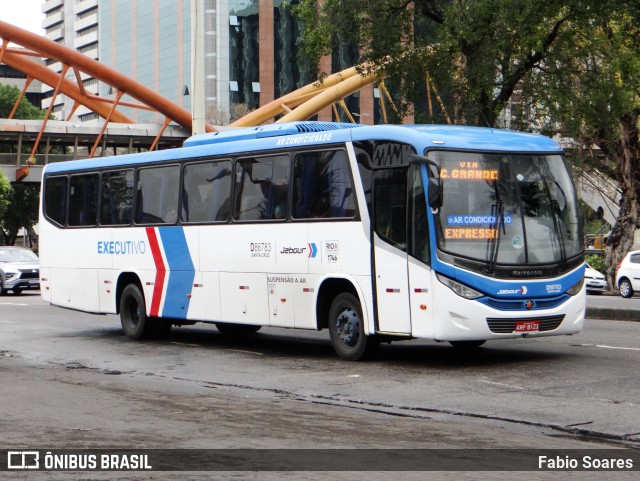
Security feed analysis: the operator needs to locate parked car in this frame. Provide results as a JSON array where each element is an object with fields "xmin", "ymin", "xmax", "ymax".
[
  {"xmin": 615, "ymin": 250, "xmax": 640, "ymax": 298},
  {"xmin": 0, "ymin": 246, "xmax": 40, "ymax": 295},
  {"xmin": 585, "ymin": 263, "xmax": 607, "ymax": 294}
]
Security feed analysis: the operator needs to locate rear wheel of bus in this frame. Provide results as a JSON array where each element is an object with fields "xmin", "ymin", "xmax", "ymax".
[
  {"xmin": 328, "ymin": 292, "xmax": 378, "ymax": 361},
  {"xmin": 120, "ymin": 284, "xmax": 172, "ymax": 340}
]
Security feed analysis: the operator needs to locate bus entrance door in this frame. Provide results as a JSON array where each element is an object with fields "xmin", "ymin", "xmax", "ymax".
[{"xmin": 373, "ymin": 236, "xmax": 411, "ymax": 334}]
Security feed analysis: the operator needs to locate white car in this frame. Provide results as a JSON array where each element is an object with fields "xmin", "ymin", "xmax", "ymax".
[
  {"xmin": 585, "ymin": 263, "xmax": 607, "ymax": 294},
  {"xmin": 0, "ymin": 246, "xmax": 40, "ymax": 295},
  {"xmin": 615, "ymin": 250, "xmax": 640, "ymax": 298}
]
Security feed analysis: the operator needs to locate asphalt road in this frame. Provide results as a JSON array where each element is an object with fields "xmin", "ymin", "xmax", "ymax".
[{"xmin": 2, "ymin": 292, "xmax": 640, "ymax": 479}]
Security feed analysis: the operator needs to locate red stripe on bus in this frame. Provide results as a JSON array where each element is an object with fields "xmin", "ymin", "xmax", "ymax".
[{"xmin": 146, "ymin": 227, "xmax": 166, "ymax": 317}]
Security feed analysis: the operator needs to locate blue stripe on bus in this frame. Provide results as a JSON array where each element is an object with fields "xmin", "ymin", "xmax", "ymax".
[{"xmin": 158, "ymin": 227, "xmax": 195, "ymax": 319}]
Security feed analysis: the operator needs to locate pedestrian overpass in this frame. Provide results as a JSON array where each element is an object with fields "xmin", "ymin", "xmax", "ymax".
[{"xmin": 0, "ymin": 118, "xmax": 190, "ymax": 182}]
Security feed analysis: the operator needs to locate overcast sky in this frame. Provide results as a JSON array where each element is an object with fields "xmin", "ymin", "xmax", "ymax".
[{"xmin": 3, "ymin": 0, "xmax": 45, "ymax": 35}]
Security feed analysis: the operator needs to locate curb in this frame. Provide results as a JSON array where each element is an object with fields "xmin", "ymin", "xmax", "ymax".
[{"xmin": 586, "ymin": 307, "xmax": 640, "ymax": 321}]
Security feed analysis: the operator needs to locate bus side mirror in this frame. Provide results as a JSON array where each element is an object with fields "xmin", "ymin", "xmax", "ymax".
[{"xmin": 427, "ymin": 178, "xmax": 442, "ymax": 208}]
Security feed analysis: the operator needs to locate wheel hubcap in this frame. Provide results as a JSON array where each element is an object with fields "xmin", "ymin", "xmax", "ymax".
[
  {"xmin": 621, "ymin": 283, "xmax": 630, "ymax": 296},
  {"xmin": 336, "ymin": 308, "xmax": 359, "ymax": 346}
]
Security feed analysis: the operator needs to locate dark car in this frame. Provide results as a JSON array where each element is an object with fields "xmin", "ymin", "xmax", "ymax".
[{"xmin": 0, "ymin": 246, "xmax": 40, "ymax": 295}]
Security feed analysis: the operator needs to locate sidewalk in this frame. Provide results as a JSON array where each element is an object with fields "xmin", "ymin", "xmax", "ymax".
[{"xmin": 586, "ymin": 306, "xmax": 640, "ymax": 321}]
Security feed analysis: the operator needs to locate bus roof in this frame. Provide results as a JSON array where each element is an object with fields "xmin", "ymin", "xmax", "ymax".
[{"xmin": 43, "ymin": 122, "xmax": 562, "ymax": 175}]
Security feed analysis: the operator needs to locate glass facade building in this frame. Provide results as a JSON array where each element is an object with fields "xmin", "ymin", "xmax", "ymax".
[{"xmin": 42, "ymin": 0, "xmax": 377, "ymax": 125}]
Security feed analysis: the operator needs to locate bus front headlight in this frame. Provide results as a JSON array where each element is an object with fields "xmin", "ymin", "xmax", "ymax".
[{"xmin": 436, "ymin": 273, "xmax": 483, "ymax": 299}]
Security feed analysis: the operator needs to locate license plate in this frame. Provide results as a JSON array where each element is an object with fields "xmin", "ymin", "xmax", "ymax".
[
  {"xmin": 514, "ymin": 321, "xmax": 539, "ymax": 332},
  {"xmin": 29, "ymin": 279, "xmax": 39, "ymax": 284}
]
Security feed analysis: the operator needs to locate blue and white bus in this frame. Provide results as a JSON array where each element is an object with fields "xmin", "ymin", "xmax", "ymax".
[{"xmin": 39, "ymin": 122, "xmax": 585, "ymax": 360}]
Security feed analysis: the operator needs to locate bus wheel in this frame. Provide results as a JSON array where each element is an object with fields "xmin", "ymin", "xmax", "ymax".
[
  {"xmin": 215, "ymin": 323, "xmax": 261, "ymax": 336},
  {"xmin": 329, "ymin": 292, "xmax": 378, "ymax": 361},
  {"xmin": 120, "ymin": 284, "xmax": 153, "ymax": 340},
  {"xmin": 449, "ymin": 340, "xmax": 486, "ymax": 348}
]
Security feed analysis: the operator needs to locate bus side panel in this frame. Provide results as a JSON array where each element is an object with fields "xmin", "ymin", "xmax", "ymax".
[
  {"xmin": 187, "ymin": 270, "xmax": 220, "ymax": 321},
  {"xmin": 219, "ymin": 272, "xmax": 268, "ymax": 325},
  {"xmin": 41, "ymin": 223, "xmax": 105, "ymax": 313},
  {"xmin": 199, "ymin": 224, "xmax": 308, "ymax": 327},
  {"xmin": 111, "ymin": 227, "xmax": 160, "ymax": 315},
  {"xmin": 307, "ymin": 222, "xmax": 374, "ymax": 332}
]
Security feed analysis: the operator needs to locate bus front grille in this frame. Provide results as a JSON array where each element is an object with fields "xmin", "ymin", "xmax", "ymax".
[{"xmin": 486, "ymin": 315, "xmax": 565, "ymax": 333}]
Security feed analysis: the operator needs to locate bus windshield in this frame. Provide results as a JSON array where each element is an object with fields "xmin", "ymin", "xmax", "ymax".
[{"xmin": 430, "ymin": 151, "xmax": 582, "ymax": 267}]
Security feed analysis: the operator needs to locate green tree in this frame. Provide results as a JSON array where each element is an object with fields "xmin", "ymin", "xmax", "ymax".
[
  {"xmin": 0, "ymin": 171, "xmax": 11, "ymax": 228},
  {"xmin": 1, "ymin": 184, "xmax": 39, "ymax": 251},
  {"xmin": 0, "ymin": 83, "xmax": 45, "ymax": 120},
  {"xmin": 0, "ymin": 84, "xmax": 45, "ymax": 248},
  {"xmin": 294, "ymin": 0, "xmax": 595, "ymax": 126},
  {"xmin": 528, "ymin": 4, "xmax": 640, "ymax": 287}
]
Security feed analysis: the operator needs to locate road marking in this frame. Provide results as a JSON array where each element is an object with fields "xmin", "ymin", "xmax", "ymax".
[
  {"xmin": 221, "ymin": 348, "xmax": 264, "ymax": 356},
  {"xmin": 596, "ymin": 344, "xmax": 640, "ymax": 352},
  {"xmin": 0, "ymin": 303, "xmax": 28, "ymax": 306},
  {"xmin": 479, "ymin": 380, "xmax": 525, "ymax": 390},
  {"xmin": 0, "ymin": 320, "xmax": 16, "ymax": 323},
  {"xmin": 579, "ymin": 343, "xmax": 640, "ymax": 352}
]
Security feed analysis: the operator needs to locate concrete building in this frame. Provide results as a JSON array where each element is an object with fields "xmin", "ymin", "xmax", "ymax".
[
  {"xmin": 40, "ymin": 0, "xmax": 378, "ymax": 126},
  {"xmin": 42, "ymin": 0, "xmax": 99, "ymax": 121}
]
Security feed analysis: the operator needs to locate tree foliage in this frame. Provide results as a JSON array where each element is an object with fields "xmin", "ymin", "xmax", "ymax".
[
  {"xmin": 526, "ymin": 2, "xmax": 640, "ymax": 286},
  {"xmin": 294, "ymin": 0, "xmax": 596, "ymax": 126},
  {"xmin": 0, "ymin": 83, "xmax": 45, "ymax": 120},
  {"xmin": 0, "ymin": 171, "xmax": 11, "ymax": 224},
  {"xmin": 0, "ymin": 84, "xmax": 44, "ymax": 247},
  {"xmin": 1, "ymin": 184, "xmax": 39, "ymax": 250}
]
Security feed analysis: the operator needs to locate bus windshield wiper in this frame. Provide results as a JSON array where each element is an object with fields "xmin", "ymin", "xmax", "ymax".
[
  {"xmin": 550, "ymin": 199, "xmax": 567, "ymax": 269},
  {"xmin": 487, "ymin": 201, "xmax": 506, "ymax": 273},
  {"xmin": 541, "ymin": 177, "xmax": 567, "ymax": 269},
  {"xmin": 486, "ymin": 180, "xmax": 506, "ymax": 273}
]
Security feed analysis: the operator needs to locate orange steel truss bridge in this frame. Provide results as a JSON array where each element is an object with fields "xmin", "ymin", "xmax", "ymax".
[{"xmin": 0, "ymin": 21, "xmax": 417, "ymax": 181}]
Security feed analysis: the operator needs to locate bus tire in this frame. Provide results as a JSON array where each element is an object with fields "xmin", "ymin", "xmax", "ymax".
[
  {"xmin": 619, "ymin": 278, "xmax": 634, "ymax": 298},
  {"xmin": 328, "ymin": 292, "xmax": 378, "ymax": 361},
  {"xmin": 120, "ymin": 284, "xmax": 154, "ymax": 340},
  {"xmin": 215, "ymin": 323, "xmax": 261, "ymax": 336},
  {"xmin": 449, "ymin": 340, "xmax": 486, "ymax": 348}
]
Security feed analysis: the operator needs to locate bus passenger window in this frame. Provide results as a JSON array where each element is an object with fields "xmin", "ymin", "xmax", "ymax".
[
  {"xmin": 233, "ymin": 155, "xmax": 290, "ymax": 221},
  {"xmin": 43, "ymin": 176, "xmax": 68, "ymax": 227},
  {"xmin": 135, "ymin": 165, "xmax": 180, "ymax": 224},
  {"xmin": 100, "ymin": 170, "xmax": 133, "ymax": 226},
  {"xmin": 182, "ymin": 160, "xmax": 231, "ymax": 223},
  {"xmin": 292, "ymin": 149, "xmax": 355, "ymax": 219},
  {"xmin": 68, "ymin": 174, "xmax": 99, "ymax": 227}
]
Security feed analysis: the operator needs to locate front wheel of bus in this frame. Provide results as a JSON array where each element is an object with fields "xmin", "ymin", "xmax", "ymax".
[
  {"xmin": 328, "ymin": 293, "xmax": 378, "ymax": 361},
  {"xmin": 120, "ymin": 284, "xmax": 153, "ymax": 340}
]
